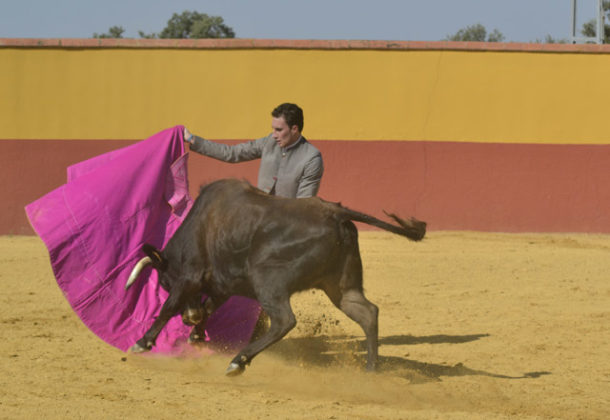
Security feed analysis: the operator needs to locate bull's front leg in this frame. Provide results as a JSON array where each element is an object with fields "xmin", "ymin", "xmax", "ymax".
[
  {"xmin": 188, "ymin": 296, "xmax": 224, "ymax": 344},
  {"xmin": 131, "ymin": 292, "xmax": 182, "ymax": 353},
  {"xmin": 226, "ymin": 298, "xmax": 296, "ymax": 376}
]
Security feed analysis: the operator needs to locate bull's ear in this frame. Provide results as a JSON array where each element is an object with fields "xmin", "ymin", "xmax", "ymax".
[{"xmin": 142, "ymin": 244, "xmax": 168, "ymax": 271}]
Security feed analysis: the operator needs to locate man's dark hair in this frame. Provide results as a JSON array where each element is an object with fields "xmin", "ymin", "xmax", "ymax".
[{"xmin": 272, "ymin": 103, "xmax": 304, "ymax": 132}]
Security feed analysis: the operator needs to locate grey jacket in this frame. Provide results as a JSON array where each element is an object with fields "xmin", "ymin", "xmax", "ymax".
[{"xmin": 190, "ymin": 134, "xmax": 324, "ymax": 198}]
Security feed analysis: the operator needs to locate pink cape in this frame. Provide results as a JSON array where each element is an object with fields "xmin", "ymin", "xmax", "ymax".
[{"xmin": 25, "ymin": 126, "xmax": 260, "ymax": 354}]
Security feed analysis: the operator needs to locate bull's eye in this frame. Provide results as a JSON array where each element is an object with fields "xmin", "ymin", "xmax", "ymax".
[{"xmin": 159, "ymin": 278, "xmax": 170, "ymax": 291}]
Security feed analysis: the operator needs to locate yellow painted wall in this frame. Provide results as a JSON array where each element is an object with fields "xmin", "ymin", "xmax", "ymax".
[{"xmin": 1, "ymin": 46, "xmax": 610, "ymax": 144}]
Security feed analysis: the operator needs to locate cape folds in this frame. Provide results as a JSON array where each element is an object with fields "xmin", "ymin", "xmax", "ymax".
[{"xmin": 25, "ymin": 126, "xmax": 260, "ymax": 353}]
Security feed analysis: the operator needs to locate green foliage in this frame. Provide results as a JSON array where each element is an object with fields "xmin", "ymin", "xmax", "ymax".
[
  {"xmin": 93, "ymin": 10, "xmax": 235, "ymax": 39},
  {"xmin": 92, "ymin": 26, "xmax": 125, "ymax": 39},
  {"xmin": 581, "ymin": 0, "xmax": 610, "ymax": 43},
  {"xmin": 534, "ymin": 35, "xmax": 568, "ymax": 44},
  {"xmin": 445, "ymin": 23, "xmax": 505, "ymax": 42},
  {"xmin": 152, "ymin": 10, "xmax": 235, "ymax": 39},
  {"xmin": 486, "ymin": 28, "xmax": 505, "ymax": 43},
  {"xmin": 137, "ymin": 30, "xmax": 156, "ymax": 39}
]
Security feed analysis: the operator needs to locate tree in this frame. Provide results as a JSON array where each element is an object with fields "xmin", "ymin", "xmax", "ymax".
[
  {"xmin": 140, "ymin": 10, "xmax": 235, "ymax": 39},
  {"xmin": 581, "ymin": 0, "xmax": 610, "ymax": 43},
  {"xmin": 93, "ymin": 11, "xmax": 235, "ymax": 39},
  {"xmin": 534, "ymin": 35, "xmax": 568, "ymax": 44},
  {"xmin": 93, "ymin": 26, "xmax": 125, "ymax": 39},
  {"xmin": 445, "ymin": 23, "xmax": 505, "ymax": 42}
]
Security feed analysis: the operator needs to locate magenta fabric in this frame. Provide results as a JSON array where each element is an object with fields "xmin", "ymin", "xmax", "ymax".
[{"xmin": 25, "ymin": 126, "xmax": 260, "ymax": 354}]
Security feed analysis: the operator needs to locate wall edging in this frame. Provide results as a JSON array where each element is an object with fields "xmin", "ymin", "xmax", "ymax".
[{"xmin": 1, "ymin": 38, "xmax": 610, "ymax": 54}]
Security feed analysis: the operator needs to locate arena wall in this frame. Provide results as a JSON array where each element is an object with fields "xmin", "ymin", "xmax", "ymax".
[{"xmin": 1, "ymin": 39, "xmax": 609, "ymax": 234}]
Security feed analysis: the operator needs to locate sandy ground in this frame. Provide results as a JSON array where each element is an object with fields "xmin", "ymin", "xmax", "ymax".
[{"xmin": 1, "ymin": 231, "xmax": 609, "ymax": 419}]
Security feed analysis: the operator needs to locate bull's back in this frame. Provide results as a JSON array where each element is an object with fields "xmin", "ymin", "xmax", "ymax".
[{"xmin": 181, "ymin": 179, "xmax": 351, "ymax": 292}]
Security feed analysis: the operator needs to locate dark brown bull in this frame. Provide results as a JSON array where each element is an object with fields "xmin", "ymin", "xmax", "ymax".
[{"xmin": 126, "ymin": 178, "xmax": 426, "ymax": 375}]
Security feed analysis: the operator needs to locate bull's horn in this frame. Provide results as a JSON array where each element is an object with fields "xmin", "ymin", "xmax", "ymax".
[{"xmin": 125, "ymin": 256, "xmax": 152, "ymax": 290}]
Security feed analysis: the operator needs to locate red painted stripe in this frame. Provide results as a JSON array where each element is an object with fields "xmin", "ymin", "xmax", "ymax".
[
  {"xmin": 3, "ymin": 139, "xmax": 609, "ymax": 235},
  {"xmin": 191, "ymin": 140, "xmax": 610, "ymax": 233},
  {"xmin": 1, "ymin": 139, "xmax": 138, "ymax": 235},
  {"xmin": 313, "ymin": 141, "xmax": 610, "ymax": 233}
]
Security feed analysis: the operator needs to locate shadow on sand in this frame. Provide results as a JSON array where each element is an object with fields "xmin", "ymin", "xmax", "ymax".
[{"xmin": 266, "ymin": 333, "xmax": 550, "ymax": 383}]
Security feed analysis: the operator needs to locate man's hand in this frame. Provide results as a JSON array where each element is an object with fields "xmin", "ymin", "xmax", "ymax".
[{"xmin": 184, "ymin": 127, "xmax": 194, "ymax": 144}]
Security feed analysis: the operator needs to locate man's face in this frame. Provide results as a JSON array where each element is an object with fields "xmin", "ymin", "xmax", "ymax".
[{"xmin": 271, "ymin": 116, "xmax": 300, "ymax": 148}]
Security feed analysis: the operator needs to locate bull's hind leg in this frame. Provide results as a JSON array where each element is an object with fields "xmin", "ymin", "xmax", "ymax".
[
  {"xmin": 326, "ymin": 287, "xmax": 379, "ymax": 371},
  {"xmin": 325, "ymin": 228, "xmax": 379, "ymax": 371},
  {"xmin": 225, "ymin": 298, "xmax": 296, "ymax": 376}
]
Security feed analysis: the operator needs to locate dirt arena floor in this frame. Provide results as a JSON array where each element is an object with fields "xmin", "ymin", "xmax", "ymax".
[{"xmin": 1, "ymin": 231, "xmax": 609, "ymax": 419}]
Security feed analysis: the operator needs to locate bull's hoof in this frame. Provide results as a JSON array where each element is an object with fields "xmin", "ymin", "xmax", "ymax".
[
  {"xmin": 188, "ymin": 332, "xmax": 207, "ymax": 345},
  {"xmin": 225, "ymin": 362, "xmax": 245, "ymax": 376},
  {"xmin": 130, "ymin": 342, "xmax": 151, "ymax": 353}
]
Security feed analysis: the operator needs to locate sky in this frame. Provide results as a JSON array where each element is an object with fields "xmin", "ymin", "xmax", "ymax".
[{"xmin": 0, "ymin": 0, "xmax": 603, "ymax": 43}]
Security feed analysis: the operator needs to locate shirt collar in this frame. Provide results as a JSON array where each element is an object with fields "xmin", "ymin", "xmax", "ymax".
[{"xmin": 283, "ymin": 135, "xmax": 303, "ymax": 152}]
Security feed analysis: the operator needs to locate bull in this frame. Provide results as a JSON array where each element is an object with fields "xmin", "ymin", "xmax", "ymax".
[{"xmin": 126, "ymin": 178, "xmax": 426, "ymax": 375}]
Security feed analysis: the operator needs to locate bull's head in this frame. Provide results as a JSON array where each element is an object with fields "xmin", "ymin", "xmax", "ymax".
[
  {"xmin": 126, "ymin": 244, "xmax": 168, "ymax": 290},
  {"xmin": 126, "ymin": 244, "xmax": 205, "ymax": 327}
]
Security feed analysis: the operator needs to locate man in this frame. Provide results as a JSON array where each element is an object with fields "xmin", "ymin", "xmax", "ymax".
[{"xmin": 184, "ymin": 103, "xmax": 323, "ymax": 198}]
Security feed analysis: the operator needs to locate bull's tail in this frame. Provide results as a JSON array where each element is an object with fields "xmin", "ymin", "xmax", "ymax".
[{"xmin": 341, "ymin": 207, "xmax": 426, "ymax": 241}]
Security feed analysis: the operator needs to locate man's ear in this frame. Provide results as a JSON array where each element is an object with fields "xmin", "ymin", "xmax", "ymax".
[{"xmin": 142, "ymin": 244, "xmax": 168, "ymax": 271}]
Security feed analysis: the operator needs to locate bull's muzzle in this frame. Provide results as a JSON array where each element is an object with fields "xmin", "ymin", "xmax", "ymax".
[{"xmin": 182, "ymin": 307, "xmax": 204, "ymax": 326}]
